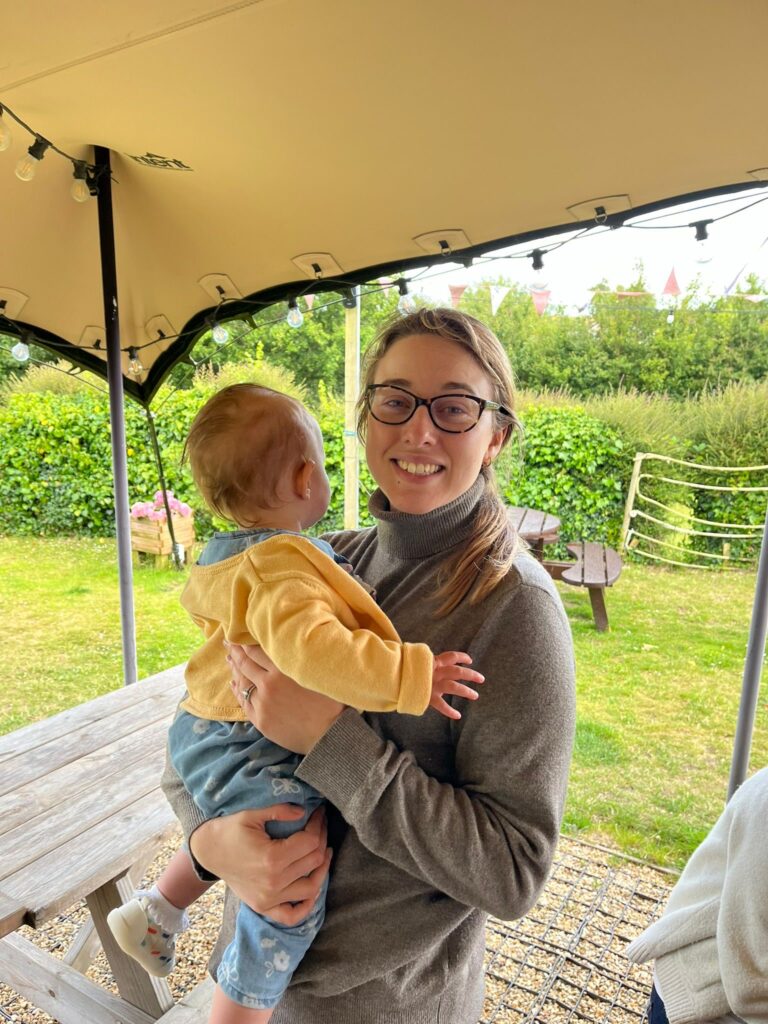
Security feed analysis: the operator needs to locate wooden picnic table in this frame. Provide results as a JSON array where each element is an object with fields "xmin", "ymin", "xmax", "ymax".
[
  {"xmin": 0, "ymin": 664, "xmax": 213, "ymax": 1024},
  {"xmin": 507, "ymin": 505, "xmax": 561, "ymax": 559}
]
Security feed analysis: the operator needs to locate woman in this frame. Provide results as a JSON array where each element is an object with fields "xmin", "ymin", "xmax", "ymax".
[
  {"xmin": 163, "ymin": 307, "xmax": 576, "ymax": 1024},
  {"xmin": 627, "ymin": 766, "xmax": 768, "ymax": 1024}
]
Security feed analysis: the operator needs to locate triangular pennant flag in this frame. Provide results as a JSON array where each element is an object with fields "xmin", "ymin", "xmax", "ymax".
[
  {"xmin": 490, "ymin": 285, "xmax": 510, "ymax": 316},
  {"xmin": 449, "ymin": 284, "xmax": 467, "ymax": 308},
  {"xmin": 662, "ymin": 268, "xmax": 681, "ymax": 297},
  {"xmin": 378, "ymin": 276, "xmax": 394, "ymax": 288},
  {"xmin": 531, "ymin": 289, "xmax": 551, "ymax": 315},
  {"xmin": 304, "ymin": 294, "xmax": 315, "ymax": 309}
]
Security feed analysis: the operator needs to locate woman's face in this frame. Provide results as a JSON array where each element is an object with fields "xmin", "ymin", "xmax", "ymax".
[{"xmin": 365, "ymin": 333, "xmax": 507, "ymax": 515}]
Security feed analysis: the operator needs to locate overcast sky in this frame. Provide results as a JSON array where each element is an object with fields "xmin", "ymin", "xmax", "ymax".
[{"xmin": 413, "ymin": 186, "xmax": 768, "ymax": 310}]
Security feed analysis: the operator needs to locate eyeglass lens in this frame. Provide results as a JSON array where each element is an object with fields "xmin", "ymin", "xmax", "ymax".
[{"xmin": 368, "ymin": 386, "xmax": 482, "ymax": 431}]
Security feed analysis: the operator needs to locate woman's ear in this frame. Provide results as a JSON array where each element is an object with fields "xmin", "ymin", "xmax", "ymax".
[
  {"xmin": 484, "ymin": 426, "xmax": 508, "ymax": 466},
  {"xmin": 294, "ymin": 459, "xmax": 316, "ymax": 500}
]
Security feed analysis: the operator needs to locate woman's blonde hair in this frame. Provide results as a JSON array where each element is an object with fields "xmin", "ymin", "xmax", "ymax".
[
  {"xmin": 183, "ymin": 383, "xmax": 315, "ymax": 527},
  {"xmin": 356, "ymin": 307, "xmax": 523, "ymax": 616}
]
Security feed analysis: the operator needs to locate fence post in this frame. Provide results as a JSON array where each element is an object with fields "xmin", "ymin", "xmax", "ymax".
[{"xmin": 620, "ymin": 452, "xmax": 645, "ymax": 551}]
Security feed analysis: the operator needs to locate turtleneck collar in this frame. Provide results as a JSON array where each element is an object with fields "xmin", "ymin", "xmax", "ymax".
[{"xmin": 367, "ymin": 474, "xmax": 486, "ymax": 559}]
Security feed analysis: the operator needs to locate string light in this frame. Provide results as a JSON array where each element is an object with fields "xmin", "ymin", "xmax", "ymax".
[
  {"xmin": 11, "ymin": 336, "xmax": 30, "ymax": 362},
  {"xmin": 70, "ymin": 161, "xmax": 91, "ymax": 203},
  {"xmin": 691, "ymin": 219, "xmax": 713, "ymax": 264},
  {"xmin": 15, "ymin": 137, "xmax": 50, "ymax": 181},
  {"xmin": 1, "ymin": 100, "xmax": 100, "ymax": 200},
  {"xmin": 211, "ymin": 322, "xmax": 229, "ymax": 344},
  {"xmin": 127, "ymin": 346, "xmax": 145, "ymax": 377},
  {"xmin": 397, "ymin": 279, "xmax": 416, "ymax": 314},
  {"xmin": 286, "ymin": 298, "xmax": 304, "ymax": 328}
]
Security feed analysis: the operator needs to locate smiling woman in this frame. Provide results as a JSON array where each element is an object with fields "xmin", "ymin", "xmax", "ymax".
[{"xmin": 164, "ymin": 308, "xmax": 575, "ymax": 1024}]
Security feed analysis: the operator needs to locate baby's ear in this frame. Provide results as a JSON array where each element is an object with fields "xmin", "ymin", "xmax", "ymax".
[{"xmin": 294, "ymin": 458, "xmax": 316, "ymax": 499}]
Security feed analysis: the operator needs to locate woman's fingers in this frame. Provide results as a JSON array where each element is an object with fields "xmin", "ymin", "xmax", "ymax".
[{"xmin": 264, "ymin": 849, "xmax": 333, "ymax": 926}]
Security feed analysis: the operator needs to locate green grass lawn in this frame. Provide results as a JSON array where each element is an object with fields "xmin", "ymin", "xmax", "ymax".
[{"xmin": 1, "ymin": 535, "xmax": 765, "ymax": 869}]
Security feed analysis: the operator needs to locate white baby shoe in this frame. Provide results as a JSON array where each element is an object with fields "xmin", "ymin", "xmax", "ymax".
[{"xmin": 107, "ymin": 893, "xmax": 182, "ymax": 977}]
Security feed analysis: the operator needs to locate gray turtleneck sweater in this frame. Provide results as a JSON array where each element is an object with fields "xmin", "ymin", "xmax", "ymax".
[{"xmin": 163, "ymin": 478, "xmax": 576, "ymax": 1024}]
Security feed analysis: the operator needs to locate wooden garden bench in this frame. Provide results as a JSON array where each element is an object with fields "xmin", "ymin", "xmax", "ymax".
[
  {"xmin": 544, "ymin": 541, "xmax": 623, "ymax": 631},
  {"xmin": 0, "ymin": 664, "xmax": 214, "ymax": 1024}
]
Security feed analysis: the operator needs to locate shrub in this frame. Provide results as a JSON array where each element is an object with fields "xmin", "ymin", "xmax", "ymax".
[{"xmin": 498, "ymin": 406, "xmax": 627, "ymax": 548}]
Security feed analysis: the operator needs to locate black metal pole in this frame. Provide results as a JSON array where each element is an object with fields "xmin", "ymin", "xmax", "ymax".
[
  {"xmin": 95, "ymin": 146, "xmax": 138, "ymax": 685},
  {"xmin": 727, "ymin": 499, "xmax": 768, "ymax": 798}
]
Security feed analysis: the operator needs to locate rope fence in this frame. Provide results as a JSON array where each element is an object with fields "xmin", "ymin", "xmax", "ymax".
[{"xmin": 621, "ymin": 453, "xmax": 768, "ymax": 569}]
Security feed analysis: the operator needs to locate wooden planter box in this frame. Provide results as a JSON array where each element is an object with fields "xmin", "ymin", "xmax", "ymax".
[{"xmin": 130, "ymin": 513, "xmax": 195, "ymax": 566}]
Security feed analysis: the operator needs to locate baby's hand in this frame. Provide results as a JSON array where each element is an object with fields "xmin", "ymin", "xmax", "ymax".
[{"xmin": 430, "ymin": 651, "xmax": 485, "ymax": 720}]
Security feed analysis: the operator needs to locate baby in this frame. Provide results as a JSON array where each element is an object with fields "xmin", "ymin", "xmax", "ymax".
[{"xmin": 108, "ymin": 383, "xmax": 483, "ymax": 1024}]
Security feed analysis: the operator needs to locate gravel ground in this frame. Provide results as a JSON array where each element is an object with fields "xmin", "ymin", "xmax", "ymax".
[{"xmin": 0, "ymin": 834, "xmax": 673, "ymax": 1023}]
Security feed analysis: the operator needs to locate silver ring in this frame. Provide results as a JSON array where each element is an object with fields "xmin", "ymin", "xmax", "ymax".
[{"xmin": 241, "ymin": 684, "xmax": 256, "ymax": 703}]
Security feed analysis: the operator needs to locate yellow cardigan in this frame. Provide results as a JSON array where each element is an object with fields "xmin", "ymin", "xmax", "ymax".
[{"xmin": 180, "ymin": 533, "xmax": 434, "ymax": 721}]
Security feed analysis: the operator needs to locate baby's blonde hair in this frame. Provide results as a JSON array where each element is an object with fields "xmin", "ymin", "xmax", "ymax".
[{"xmin": 183, "ymin": 383, "xmax": 316, "ymax": 527}]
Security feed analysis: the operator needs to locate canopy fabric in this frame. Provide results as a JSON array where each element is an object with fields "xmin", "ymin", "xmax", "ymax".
[{"xmin": 1, "ymin": 0, "xmax": 767, "ymax": 401}]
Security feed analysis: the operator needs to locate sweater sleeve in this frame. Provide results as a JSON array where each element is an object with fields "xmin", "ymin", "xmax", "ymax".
[
  {"xmin": 245, "ymin": 575, "xmax": 433, "ymax": 715},
  {"xmin": 296, "ymin": 580, "xmax": 576, "ymax": 921},
  {"xmin": 717, "ymin": 775, "xmax": 768, "ymax": 1023}
]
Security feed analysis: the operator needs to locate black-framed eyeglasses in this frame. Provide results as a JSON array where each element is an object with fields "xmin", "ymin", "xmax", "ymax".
[{"xmin": 366, "ymin": 384, "xmax": 512, "ymax": 434}]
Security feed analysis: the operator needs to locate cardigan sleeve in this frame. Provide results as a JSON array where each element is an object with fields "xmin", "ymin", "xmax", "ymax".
[
  {"xmin": 244, "ymin": 574, "xmax": 433, "ymax": 715},
  {"xmin": 717, "ymin": 774, "xmax": 768, "ymax": 1023}
]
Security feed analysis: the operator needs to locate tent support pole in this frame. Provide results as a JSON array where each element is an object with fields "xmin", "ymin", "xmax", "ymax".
[
  {"xmin": 343, "ymin": 286, "xmax": 360, "ymax": 529},
  {"xmin": 727, "ymin": 499, "xmax": 768, "ymax": 799},
  {"xmin": 95, "ymin": 146, "xmax": 138, "ymax": 686}
]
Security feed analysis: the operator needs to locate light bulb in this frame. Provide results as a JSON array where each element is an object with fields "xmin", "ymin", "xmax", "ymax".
[
  {"xmin": 666, "ymin": 312, "xmax": 675, "ymax": 324},
  {"xmin": 15, "ymin": 154, "xmax": 40, "ymax": 181},
  {"xmin": 128, "ymin": 347, "xmax": 145, "ymax": 377},
  {"xmin": 11, "ymin": 340, "xmax": 30, "ymax": 362},
  {"xmin": 15, "ymin": 137, "xmax": 50, "ymax": 182},
  {"xmin": 286, "ymin": 301, "xmax": 304, "ymax": 328},
  {"xmin": 70, "ymin": 162, "xmax": 91, "ymax": 202},
  {"xmin": 0, "ymin": 112, "xmax": 11, "ymax": 152},
  {"xmin": 212, "ymin": 323, "xmax": 229, "ymax": 344},
  {"xmin": 529, "ymin": 248, "xmax": 548, "ymax": 290},
  {"xmin": 397, "ymin": 280, "xmax": 416, "ymax": 314},
  {"xmin": 691, "ymin": 220, "xmax": 713, "ymax": 265}
]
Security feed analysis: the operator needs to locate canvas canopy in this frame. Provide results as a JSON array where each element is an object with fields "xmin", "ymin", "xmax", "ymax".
[
  {"xmin": 2, "ymin": 0, "xmax": 768, "ymax": 402},
  {"xmin": 1, "ymin": 1, "xmax": 766, "ymax": 789}
]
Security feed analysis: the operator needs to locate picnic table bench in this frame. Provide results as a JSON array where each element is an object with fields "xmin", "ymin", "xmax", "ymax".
[
  {"xmin": 0, "ymin": 664, "xmax": 215, "ymax": 1024},
  {"xmin": 544, "ymin": 541, "xmax": 623, "ymax": 631}
]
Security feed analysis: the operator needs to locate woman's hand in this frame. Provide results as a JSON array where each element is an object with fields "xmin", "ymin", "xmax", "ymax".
[
  {"xmin": 189, "ymin": 804, "xmax": 332, "ymax": 926},
  {"xmin": 228, "ymin": 643, "xmax": 346, "ymax": 754}
]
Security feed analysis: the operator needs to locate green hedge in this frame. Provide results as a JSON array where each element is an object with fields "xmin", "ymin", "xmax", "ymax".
[
  {"xmin": 0, "ymin": 370, "xmax": 376, "ymax": 539},
  {"xmin": 499, "ymin": 407, "xmax": 627, "ymax": 550},
  {"xmin": 1, "ymin": 371, "xmax": 765, "ymax": 558}
]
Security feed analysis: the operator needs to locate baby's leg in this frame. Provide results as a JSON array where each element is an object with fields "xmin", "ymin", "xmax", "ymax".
[
  {"xmin": 214, "ymin": 873, "xmax": 328, "ymax": 1015},
  {"xmin": 157, "ymin": 845, "xmax": 213, "ymax": 909},
  {"xmin": 209, "ymin": 985, "xmax": 272, "ymax": 1024},
  {"xmin": 108, "ymin": 847, "xmax": 210, "ymax": 977}
]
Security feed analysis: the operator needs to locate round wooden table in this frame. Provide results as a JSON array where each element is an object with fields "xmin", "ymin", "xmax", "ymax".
[{"xmin": 507, "ymin": 506, "xmax": 561, "ymax": 558}]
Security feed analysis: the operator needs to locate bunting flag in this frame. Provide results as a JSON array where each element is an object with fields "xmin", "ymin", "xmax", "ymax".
[
  {"xmin": 378, "ymin": 276, "xmax": 394, "ymax": 288},
  {"xmin": 490, "ymin": 285, "xmax": 510, "ymax": 316},
  {"xmin": 449, "ymin": 284, "xmax": 467, "ymax": 308},
  {"xmin": 531, "ymin": 289, "xmax": 551, "ymax": 315},
  {"xmin": 304, "ymin": 294, "xmax": 315, "ymax": 309},
  {"xmin": 662, "ymin": 268, "xmax": 681, "ymax": 298}
]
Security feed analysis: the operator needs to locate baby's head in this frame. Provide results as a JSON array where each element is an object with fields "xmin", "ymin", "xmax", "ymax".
[{"xmin": 184, "ymin": 383, "xmax": 330, "ymax": 530}]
